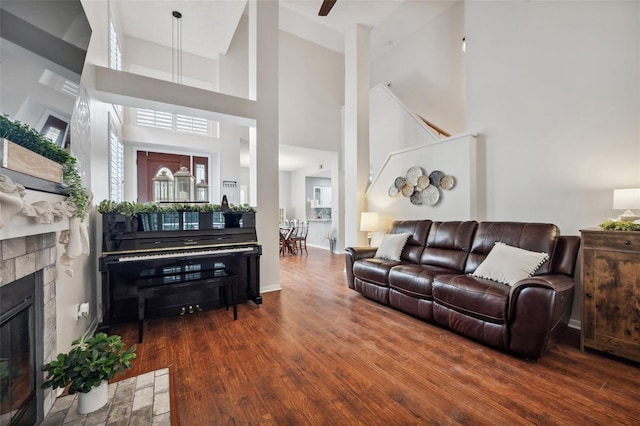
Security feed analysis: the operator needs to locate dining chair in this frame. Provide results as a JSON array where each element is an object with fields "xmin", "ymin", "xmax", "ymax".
[{"xmin": 291, "ymin": 220, "xmax": 309, "ymax": 255}]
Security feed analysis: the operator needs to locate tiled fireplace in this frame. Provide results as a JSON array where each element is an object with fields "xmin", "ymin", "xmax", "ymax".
[{"xmin": 0, "ymin": 232, "xmax": 58, "ymax": 424}]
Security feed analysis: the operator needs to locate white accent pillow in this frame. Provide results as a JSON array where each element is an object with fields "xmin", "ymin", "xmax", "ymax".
[
  {"xmin": 374, "ymin": 233, "xmax": 411, "ymax": 261},
  {"xmin": 472, "ymin": 242, "xmax": 549, "ymax": 286}
]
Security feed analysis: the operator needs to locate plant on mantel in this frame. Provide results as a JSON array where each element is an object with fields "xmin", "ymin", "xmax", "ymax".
[
  {"xmin": 0, "ymin": 115, "xmax": 90, "ymax": 220},
  {"xmin": 97, "ymin": 200, "xmax": 256, "ymax": 217}
]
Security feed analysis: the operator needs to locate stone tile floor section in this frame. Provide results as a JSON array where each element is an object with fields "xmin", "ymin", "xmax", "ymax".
[{"xmin": 41, "ymin": 368, "xmax": 171, "ymax": 426}]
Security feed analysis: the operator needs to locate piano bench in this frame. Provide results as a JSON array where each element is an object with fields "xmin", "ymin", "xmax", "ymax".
[{"xmin": 137, "ymin": 273, "xmax": 238, "ymax": 343}]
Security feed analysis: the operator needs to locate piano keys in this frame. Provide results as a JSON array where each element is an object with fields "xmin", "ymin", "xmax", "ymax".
[{"xmin": 98, "ymin": 211, "xmax": 261, "ymax": 331}]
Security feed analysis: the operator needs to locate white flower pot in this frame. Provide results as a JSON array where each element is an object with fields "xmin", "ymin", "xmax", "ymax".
[{"xmin": 77, "ymin": 380, "xmax": 108, "ymax": 414}]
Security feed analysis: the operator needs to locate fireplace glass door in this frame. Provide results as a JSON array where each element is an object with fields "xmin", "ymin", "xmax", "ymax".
[{"xmin": 0, "ymin": 275, "xmax": 36, "ymax": 426}]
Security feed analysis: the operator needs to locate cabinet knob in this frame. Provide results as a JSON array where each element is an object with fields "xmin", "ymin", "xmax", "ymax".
[
  {"xmin": 586, "ymin": 292, "xmax": 593, "ymax": 298},
  {"xmin": 625, "ymin": 240, "xmax": 631, "ymax": 245}
]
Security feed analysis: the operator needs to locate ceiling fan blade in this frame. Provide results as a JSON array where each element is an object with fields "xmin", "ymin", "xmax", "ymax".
[{"xmin": 318, "ymin": 0, "xmax": 337, "ymax": 16}]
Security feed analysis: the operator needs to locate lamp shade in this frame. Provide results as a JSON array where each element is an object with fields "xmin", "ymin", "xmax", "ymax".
[
  {"xmin": 360, "ymin": 212, "xmax": 379, "ymax": 232},
  {"xmin": 613, "ymin": 188, "xmax": 640, "ymax": 210}
]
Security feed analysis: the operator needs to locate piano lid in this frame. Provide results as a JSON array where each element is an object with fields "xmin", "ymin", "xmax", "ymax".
[{"xmin": 102, "ymin": 212, "xmax": 258, "ymax": 254}]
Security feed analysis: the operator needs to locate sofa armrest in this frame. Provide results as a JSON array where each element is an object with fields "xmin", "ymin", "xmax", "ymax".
[
  {"xmin": 344, "ymin": 246, "xmax": 378, "ymax": 289},
  {"xmin": 507, "ymin": 274, "xmax": 576, "ymax": 359}
]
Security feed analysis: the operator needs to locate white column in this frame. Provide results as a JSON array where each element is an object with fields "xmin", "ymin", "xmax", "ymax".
[
  {"xmin": 343, "ymin": 25, "xmax": 371, "ymax": 247},
  {"xmin": 249, "ymin": 0, "xmax": 280, "ymax": 291}
]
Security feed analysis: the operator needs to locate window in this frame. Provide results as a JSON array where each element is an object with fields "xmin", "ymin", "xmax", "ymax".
[
  {"xmin": 195, "ymin": 163, "xmax": 206, "ymax": 183},
  {"xmin": 136, "ymin": 109, "xmax": 210, "ymax": 136},
  {"xmin": 240, "ymin": 185, "xmax": 247, "ymax": 205},
  {"xmin": 108, "ymin": 15, "xmax": 124, "ymax": 118},
  {"xmin": 108, "ymin": 113, "xmax": 124, "ymax": 202},
  {"xmin": 136, "ymin": 109, "xmax": 173, "ymax": 130},
  {"xmin": 39, "ymin": 114, "xmax": 68, "ymax": 147},
  {"xmin": 176, "ymin": 115, "xmax": 209, "ymax": 135},
  {"xmin": 109, "ymin": 20, "xmax": 122, "ymax": 72}
]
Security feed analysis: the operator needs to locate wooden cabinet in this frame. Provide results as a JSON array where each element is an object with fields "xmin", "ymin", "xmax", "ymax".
[{"xmin": 580, "ymin": 228, "xmax": 640, "ymax": 362}]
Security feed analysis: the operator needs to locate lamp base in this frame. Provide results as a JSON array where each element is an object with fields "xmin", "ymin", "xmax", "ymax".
[
  {"xmin": 367, "ymin": 232, "xmax": 372, "ymax": 247},
  {"xmin": 617, "ymin": 209, "xmax": 640, "ymax": 222}
]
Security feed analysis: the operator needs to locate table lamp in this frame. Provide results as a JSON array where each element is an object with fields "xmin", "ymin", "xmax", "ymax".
[
  {"xmin": 360, "ymin": 212, "xmax": 379, "ymax": 247},
  {"xmin": 613, "ymin": 188, "xmax": 640, "ymax": 221}
]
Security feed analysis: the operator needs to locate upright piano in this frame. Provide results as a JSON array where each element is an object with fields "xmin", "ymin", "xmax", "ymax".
[{"xmin": 98, "ymin": 212, "xmax": 261, "ymax": 331}]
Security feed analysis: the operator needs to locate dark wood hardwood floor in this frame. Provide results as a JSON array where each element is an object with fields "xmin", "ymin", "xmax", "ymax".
[{"xmin": 112, "ymin": 247, "xmax": 640, "ymax": 425}]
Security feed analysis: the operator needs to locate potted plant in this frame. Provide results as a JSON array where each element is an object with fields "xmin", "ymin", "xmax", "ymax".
[{"xmin": 41, "ymin": 332, "xmax": 136, "ymax": 414}]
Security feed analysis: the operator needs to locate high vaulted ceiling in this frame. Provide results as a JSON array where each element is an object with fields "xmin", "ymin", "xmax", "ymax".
[{"xmin": 109, "ymin": 1, "xmax": 456, "ymax": 60}]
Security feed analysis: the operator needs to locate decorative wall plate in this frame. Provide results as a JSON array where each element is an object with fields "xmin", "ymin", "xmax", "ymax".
[
  {"xmin": 417, "ymin": 175, "xmax": 429, "ymax": 190},
  {"xmin": 420, "ymin": 185, "xmax": 440, "ymax": 205},
  {"xmin": 401, "ymin": 182, "xmax": 414, "ymax": 197},
  {"xmin": 440, "ymin": 175, "xmax": 455, "ymax": 190},
  {"xmin": 410, "ymin": 190, "xmax": 422, "ymax": 205},
  {"xmin": 394, "ymin": 176, "xmax": 406, "ymax": 189},
  {"xmin": 406, "ymin": 166, "xmax": 423, "ymax": 186},
  {"xmin": 388, "ymin": 185, "xmax": 399, "ymax": 197},
  {"xmin": 429, "ymin": 170, "xmax": 445, "ymax": 186}
]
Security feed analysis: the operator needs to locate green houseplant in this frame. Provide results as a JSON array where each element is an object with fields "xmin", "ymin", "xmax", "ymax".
[{"xmin": 42, "ymin": 332, "xmax": 136, "ymax": 414}]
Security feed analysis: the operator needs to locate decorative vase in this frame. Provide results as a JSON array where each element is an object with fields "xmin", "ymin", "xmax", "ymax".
[
  {"xmin": 77, "ymin": 380, "xmax": 108, "ymax": 414},
  {"xmin": 223, "ymin": 212, "xmax": 243, "ymax": 228}
]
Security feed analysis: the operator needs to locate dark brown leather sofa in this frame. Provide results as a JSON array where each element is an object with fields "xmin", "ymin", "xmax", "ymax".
[{"xmin": 345, "ymin": 220, "xmax": 580, "ymax": 360}]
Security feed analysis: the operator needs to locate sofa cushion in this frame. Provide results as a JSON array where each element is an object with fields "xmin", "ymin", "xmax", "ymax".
[
  {"xmin": 375, "ymin": 233, "xmax": 411, "ymax": 261},
  {"xmin": 420, "ymin": 221, "xmax": 478, "ymax": 271},
  {"xmin": 472, "ymin": 242, "xmax": 549, "ymax": 285},
  {"xmin": 389, "ymin": 264, "xmax": 459, "ymax": 299},
  {"xmin": 464, "ymin": 222, "xmax": 559, "ymax": 275},
  {"xmin": 353, "ymin": 258, "xmax": 398, "ymax": 287},
  {"xmin": 432, "ymin": 274, "xmax": 511, "ymax": 324},
  {"xmin": 387, "ymin": 220, "xmax": 431, "ymax": 264}
]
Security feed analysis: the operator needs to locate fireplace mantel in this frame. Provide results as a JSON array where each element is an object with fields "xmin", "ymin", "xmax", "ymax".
[{"xmin": 0, "ymin": 189, "xmax": 70, "ymax": 240}]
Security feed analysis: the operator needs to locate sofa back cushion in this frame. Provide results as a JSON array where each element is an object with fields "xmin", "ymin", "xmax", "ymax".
[
  {"xmin": 420, "ymin": 221, "xmax": 478, "ymax": 271},
  {"xmin": 388, "ymin": 220, "xmax": 431, "ymax": 264},
  {"xmin": 464, "ymin": 222, "xmax": 559, "ymax": 275}
]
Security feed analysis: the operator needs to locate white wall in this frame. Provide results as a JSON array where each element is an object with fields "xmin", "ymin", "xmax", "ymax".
[
  {"xmin": 370, "ymin": 0, "xmax": 466, "ymax": 135},
  {"xmin": 465, "ymin": 1, "xmax": 640, "ymax": 235},
  {"xmin": 279, "ymin": 30, "xmax": 344, "ymax": 152}
]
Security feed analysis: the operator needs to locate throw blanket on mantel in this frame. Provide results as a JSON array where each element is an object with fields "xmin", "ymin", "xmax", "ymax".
[{"xmin": 0, "ymin": 173, "xmax": 90, "ymax": 277}]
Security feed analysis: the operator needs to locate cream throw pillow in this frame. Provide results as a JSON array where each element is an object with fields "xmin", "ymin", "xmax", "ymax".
[
  {"xmin": 374, "ymin": 233, "xmax": 411, "ymax": 261},
  {"xmin": 472, "ymin": 242, "xmax": 549, "ymax": 286}
]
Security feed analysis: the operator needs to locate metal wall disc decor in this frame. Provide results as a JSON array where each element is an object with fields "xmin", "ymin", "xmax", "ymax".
[
  {"xmin": 439, "ymin": 175, "xmax": 455, "ymax": 190},
  {"xmin": 401, "ymin": 182, "xmax": 414, "ymax": 197},
  {"xmin": 420, "ymin": 185, "xmax": 440, "ymax": 205},
  {"xmin": 429, "ymin": 170, "xmax": 445, "ymax": 186},
  {"xmin": 417, "ymin": 175, "xmax": 429, "ymax": 190},
  {"xmin": 394, "ymin": 177, "xmax": 406, "ymax": 189},
  {"xmin": 387, "ymin": 165, "xmax": 456, "ymax": 207},
  {"xmin": 406, "ymin": 166, "xmax": 424, "ymax": 186},
  {"xmin": 410, "ymin": 190, "xmax": 422, "ymax": 205}
]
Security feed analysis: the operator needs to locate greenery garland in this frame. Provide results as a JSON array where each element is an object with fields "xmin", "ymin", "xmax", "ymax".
[
  {"xmin": 600, "ymin": 220, "xmax": 640, "ymax": 232},
  {"xmin": 0, "ymin": 115, "xmax": 89, "ymax": 220},
  {"xmin": 97, "ymin": 200, "xmax": 256, "ymax": 217}
]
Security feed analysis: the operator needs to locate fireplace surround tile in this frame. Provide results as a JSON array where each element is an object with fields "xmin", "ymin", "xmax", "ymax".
[
  {"xmin": 0, "ymin": 257, "xmax": 15, "ymax": 285},
  {"xmin": 2, "ymin": 236, "xmax": 27, "ymax": 259}
]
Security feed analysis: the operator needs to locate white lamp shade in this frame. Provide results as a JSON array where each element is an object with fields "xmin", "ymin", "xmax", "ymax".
[
  {"xmin": 613, "ymin": 188, "xmax": 640, "ymax": 210},
  {"xmin": 360, "ymin": 212, "xmax": 379, "ymax": 232}
]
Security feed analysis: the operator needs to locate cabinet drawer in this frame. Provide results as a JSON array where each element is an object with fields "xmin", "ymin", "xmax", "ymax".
[{"xmin": 581, "ymin": 230, "xmax": 640, "ymax": 252}]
